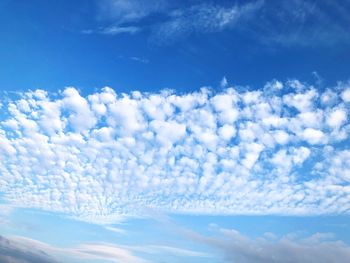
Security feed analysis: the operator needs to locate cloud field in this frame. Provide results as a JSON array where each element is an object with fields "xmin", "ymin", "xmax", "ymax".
[{"xmin": 0, "ymin": 80, "xmax": 349, "ymax": 223}]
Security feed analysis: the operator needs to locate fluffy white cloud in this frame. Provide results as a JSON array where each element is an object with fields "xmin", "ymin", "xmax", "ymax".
[
  {"xmin": 283, "ymin": 88, "xmax": 318, "ymax": 112},
  {"xmin": 341, "ymin": 87, "xmax": 350, "ymax": 102},
  {"xmin": 62, "ymin": 87, "xmax": 97, "ymax": 133},
  {"xmin": 327, "ymin": 108, "xmax": 347, "ymax": 128},
  {"xmin": 218, "ymin": 124, "xmax": 236, "ymax": 141},
  {"xmin": 302, "ymin": 128, "xmax": 326, "ymax": 144},
  {"xmin": 0, "ymin": 80, "xmax": 350, "ymax": 223}
]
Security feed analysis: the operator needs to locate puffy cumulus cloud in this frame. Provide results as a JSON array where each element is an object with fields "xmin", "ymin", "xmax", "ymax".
[
  {"xmin": 342, "ymin": 88, "xmax": 350, "ymax": 102},
  {"xmin": 191, "ymin": 227, "xmax": 350, "ymax": 263},
  {"xmin": 302, "ymin": 128, "xmax": 326, "ymax": 145},
  {"xmin": 327, "ymin": 108, "xmax": 347, "ymax": 128},
  {"xmin": 0, "ymin": 80, "xmax": 350, "ymax": 223}
]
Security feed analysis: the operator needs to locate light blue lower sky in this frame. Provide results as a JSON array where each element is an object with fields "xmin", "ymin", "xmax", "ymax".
[{"xmin": 1, "ymin": 205, "xmax": 350, "ymax": 263}]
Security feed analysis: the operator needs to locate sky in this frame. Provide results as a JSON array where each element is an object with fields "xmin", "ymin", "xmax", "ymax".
[{"xmin": 0, "ymin": 0, "xmax": 350, "ymax": 262}]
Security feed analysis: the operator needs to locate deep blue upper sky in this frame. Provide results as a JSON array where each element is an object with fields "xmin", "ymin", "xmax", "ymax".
[{"xmin": 1, "ymin": 0, "xmax": 350, "ymax": 94}]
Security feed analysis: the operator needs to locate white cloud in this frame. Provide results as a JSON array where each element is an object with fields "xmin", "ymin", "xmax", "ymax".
[
  {"xmin": 218, "ymin": 124, "xmax": 236, "ymax": 141},
  {"xmin": 105, "ymin": 226, "xmax": 126, "ymax": 234},
  {"xmin": 220, "ymin": 76, "xmax": 228, "ymax": 88},
  {"xmin": 283, "ymin": 88, "xmax": 318, "ymax": 112},
  {"xmin": 60, "ymin": 87, "xmax": 96, "ymax": 133},
  {"xmin": 100, "ymin": 25, "xmax": 140, "ymax": 35},
  {"xmin": 273, "ymin": 130, "xmax": 290, "ymax": 145},
  {"xmin": 129, "ymin": 56, "xmax": 149, "ymax": 64},
  {"xmin": 150, "ymin": 120, "xmax": 186, "ymax": 146},
  {"xmin": 0, "ymin": 80, "xmax": 350, "ymax": 223},
  {"xmin": 302, "ymin": 128, "xmax": 326, "ymax": 144},
  {"xmin": 264, "ymin": 79, "xmax": 283, "ymax": 91},
  {"xmin": 98, "ymin": 0, "xmax": 169, "ymax": 23},
  {"xmin": 291, "ymin": 146, "xmax": 311, "ymax": 165},
  {"xmin": 327, "ymin": 108, "xmax": 347, "ymax": 128},
  {"xmin": 342, "ymin": 87, "xmax": 350, "ymax": 102},
  {"xmin": 321, "ymin": 89, "xmax": 338, "ymax": 106}
]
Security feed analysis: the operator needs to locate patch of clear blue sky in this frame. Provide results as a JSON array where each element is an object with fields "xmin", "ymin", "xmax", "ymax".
[{"xmin": 0, "ymin": 0, "xmax": 350, "ymax": 94}]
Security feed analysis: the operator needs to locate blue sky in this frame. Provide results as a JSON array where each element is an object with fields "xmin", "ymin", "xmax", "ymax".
[
  {"xmin": 1, "ymin": 0, "xmax": 350, "ymax": 93},
  {"xmin": 1, "ymin": 0, "xmax": 350, "ymax": 262}
]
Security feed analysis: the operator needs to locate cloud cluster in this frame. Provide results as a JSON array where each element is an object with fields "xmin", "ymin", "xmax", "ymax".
[{"xmin": 0, "ymin": 79, "xmax": 350, "ymax": 223}]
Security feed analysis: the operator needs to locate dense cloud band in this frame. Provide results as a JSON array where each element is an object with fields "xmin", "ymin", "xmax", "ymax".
[{"xmin": 0, "ymin": 80, "xmax": 349, "ymax": 222}]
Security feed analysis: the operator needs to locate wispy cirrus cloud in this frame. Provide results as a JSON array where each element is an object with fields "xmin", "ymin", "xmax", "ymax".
[
  {"xmin": 0, "ymin": 79, "xmax": 350, "ymax": 223},
  {"xmin": 86, "ymin": 0, "xmax": 170, "ymax": 36},
  {"xmin": 246, "ymin": 0, "xmax": 350, "ymax": 47},
  {"xmin": 82, "ymin": 25, "xmax": 140, "ymax": 35},
  {"xmin": 99, "ymin": 25, "xmax": 140, "ymax": 35},
  {"xmin": 129, "ymin": 56, "xmax": 149, "ymax": 64},
  {"xmin": 90, "ymin": 0, "xmax": 263, "ymax": 40},
  {"xmin": 151, "ymin": 1, "xmax": 263, "ymax": 43},
  {"xmin": 97, "ymin": 0, "xmax": 170, "ymax": 24},
  {"xmin": 91, "ymin": 0, "xmax": 350, "ymax": 46}
]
